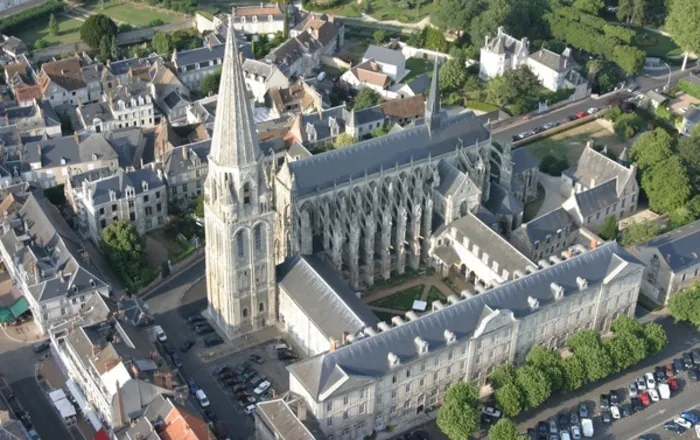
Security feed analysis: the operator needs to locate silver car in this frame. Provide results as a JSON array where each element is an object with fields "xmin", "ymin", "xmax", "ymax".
[
  {"xmin": 628, "ymin": 382, "xmax": 638, "ymax": 398},
  {"xmin": 636, "ymin": 376, "xmax": 647, "ymax": 391}
]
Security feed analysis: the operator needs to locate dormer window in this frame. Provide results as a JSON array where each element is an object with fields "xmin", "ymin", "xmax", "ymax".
[
  {"xmin": 414, "ymin": 336, "xmax": 428, "ymax": 354},
  {"xmin": 388, "ymin": 352, "xmax": 400, "ymax": 368},
  {"xmin": 252, "ymin": 15, "xmax": 258, "ymax": 23},
  {"xmin": 241, "ymin": 16, "xmax": 246, "ymax": 23},
  {"xmin": 92, "ymin": 154, "xmax": 98, "ymax": 161},
  {"xmin": 444, "ymin": 329, "xmax": 456, "ymax": 344},
  {"xmin": 268, "ymin": 15, "xmax": 273, "ymax": 21}
]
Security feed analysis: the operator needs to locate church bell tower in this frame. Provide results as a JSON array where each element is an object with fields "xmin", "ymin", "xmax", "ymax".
[{"xmin": 203, "ymin": 12, "xmax": 276, "ymax": 338}]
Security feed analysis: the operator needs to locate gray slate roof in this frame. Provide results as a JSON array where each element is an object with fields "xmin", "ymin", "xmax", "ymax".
[
  {"xmin": 486, "ymin": 182, "xmax": 523, "ymax": 215},
  {"xmin": 164, "ymin": 140, "xmax": 210, "ymax": 176},
  {"xmin": 566, "ymin": 146, "xmax": 633, "ymax": 194},
  {"xmin": 256, "ymin": 400, "xmax": 317, "ymax": 440},
  {"xmin": 521, "ymin": 207, "xmax": 577, "ymax": 244},
  {"xmin": 24, "ymin": 134, "xmax": 118, "ymax": 168},
  {"xmin": 277, "ymin": 254, "xmax": 379, "ymax": 341},
  {"xmin": 404, "ymin": 74, "xmax": 431, "ymax": 95},
  {"xmin": 512, "ymin": 148, "xmax": 539, "ymax": 174},
  {"xmin": 288, "ymin": 110, "xmax": 490, "ymax": 197},
  {"xmin": 685, "ymin": 107, "xmax": 700, "ymax": 124},
  {"xmin": 84, "ymin": 168, "xmax": 164, "ymax": 206},
  {"xmin": 288, "ymin": 242, "xmax": 642, "ymax": 400},
  {"xmin": 574, "ymin": 179, "xmax": 619, "ymax": 217},
  {"xmin": 633, "ymin": 219, "xmax": 700, "ymax": 272},
  {"xmin": 528, "ymin": 49, "xmax": 575, "ymax": 72},
  {"xmin": 363, "ymin": 45, "xmax": 405, "ymax": 67},
  {"xmin": 176, "ymin": 43, "xmax": 225, "ymax": 67},
  {"xmin": 435, "ymin": 159, "xmax": 475, "ymax": 197}
]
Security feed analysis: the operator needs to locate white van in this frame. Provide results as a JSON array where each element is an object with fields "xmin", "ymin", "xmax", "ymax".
[
  {"xmin": 658, "ymin": 383, "xmax": 671, "ymax": 399},
  {"xmin": 195, "ymin": 389, "xmax": 210, "ymax": 408},
  {"xmin": 581, "ymin": 418, "xmax": 594, "ymax": 438},
  {"xmin": 155, "ymin": 326, "xmax": 167, "ymax": 343}
]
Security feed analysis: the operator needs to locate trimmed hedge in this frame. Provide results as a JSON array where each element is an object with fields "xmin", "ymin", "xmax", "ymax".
[
  {"xmin": 0, "ymin": 0, "xmax": 64, "ymax": 34},
  {"xmin": 679, "ymin": 79, "xmax": 700, "ymax": 99}
]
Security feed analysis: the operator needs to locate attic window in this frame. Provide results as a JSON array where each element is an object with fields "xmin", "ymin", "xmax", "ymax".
[
  {"xmin": 576, "ymin": 276, "xmax": 588, "ymax": 290},
  {"xmin": 387, "ymin": 352, "xmax": 400, "ymax": 368},
  {"xmin": 90, "ymin": 279, "xmax": 95, "ymax": 287},
  {"xmin": 72, "ymin": 285, "xmax": 78, "ymax": 293},
  {"xmin": 60, "ymin": 157, "xmax": 67, "ymax": 165},
  {"xmin": 444, "ymin": 329, "xmax": 456, "ymax": 344},
  {"xmin": 550, "ymin": 282, "xmax": 565, "ymax": 299},
  {"xmin": 527, "ymin": 296, "xmax": 539, "ymax": 310},
  {"xmin": 268, "ymin": 15, "xmax": 273, "ymax": 21},
  {"xmin": 92, "ymin": 154, "xmax": 98, "ymax": 160},
  {"xmin": 414, "ymin": 336, "xmax": 428, "ymax": 354}
]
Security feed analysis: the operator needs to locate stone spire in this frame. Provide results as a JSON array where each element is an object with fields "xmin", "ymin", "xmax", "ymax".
[
  {"xmin": 209, "ymin": 11, "xmax": 261, "ymax": 168},
  {"xmin": 425, "ymin": 59, "xmax": 441, "ymax": 132}
]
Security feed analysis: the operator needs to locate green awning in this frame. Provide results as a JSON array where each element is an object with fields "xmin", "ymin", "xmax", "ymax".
[
  {"xmin": 0, "ymin": 308, "xmax": 13, "ymax": 323},
  {"xmin": 9, "ymin": 297, "xmax": 29, "ymax": 318}
]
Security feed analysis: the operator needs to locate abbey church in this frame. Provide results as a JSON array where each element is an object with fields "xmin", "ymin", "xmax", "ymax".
[{"xmin": 203, "ymin": 15, "xmax": 529, "ymax": 340}]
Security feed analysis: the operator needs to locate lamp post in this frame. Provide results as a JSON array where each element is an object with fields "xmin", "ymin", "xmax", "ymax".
[{"xmin": 664, "ymin": 62, "xmax": 672, "ymax": 91}]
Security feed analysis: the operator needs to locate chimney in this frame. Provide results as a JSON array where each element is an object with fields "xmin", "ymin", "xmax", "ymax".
[
  {"xmin": 297, "ymin": 402, "xmax": 307, "ymax": 422},
  {"xmin": 341, "ymin": 331, "xmax": 349, "ymax": 345},
  {"xmin": 164, "ymin": 372, "xmax": 173, "ymax": 389},
  {"xmin": 206, "ymin": 38, "xmax": 212, "ymax": 50},
  {"xmin": 590, "ymin": 239, "xmax": 598, "ymax": 250},
  {"xmin": 115, "ymin": 379, "xmax": 127, "ymax": 427},
  {"xmin": 566, "ymin": 247, "xmax": 573, "ymax": 259},
  {"xmin": 576, "ymin": 276, "xmax": 588, "ymax": 290},
  {"xmin": 73, "ymin": 131, "xmax": 79, "ymax": 144},
  {"xmin": 329, "ymin": 337, "xmax": 337, "ymax": 352}
]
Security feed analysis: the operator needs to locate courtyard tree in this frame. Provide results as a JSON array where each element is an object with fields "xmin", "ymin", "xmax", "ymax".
[
  {"xmin": 604, "ymin": 332, "xmax": 647, "ymax": 372},
  {"xmin": 80, "ymin": 14, "xmax": 117, "ymax": 49},
  {"xmin": 526, "ymin": 347, "xmax": 565, "ymax": 392},
  {"xmin": 48, "ymin": 12, "xmax": 59, "ymax": 36},
  {"xmin": 432, "ymin": 0, "xmax": 481, "ymax": 36},
  {"xmin": 437, "ymin": 382, "xmax": 480, "ymax": 440},
  {"xmin": 373, "ymin": 30, "xmax": 388, "ymax": 44},
  {"xmin": 562, "ymin": 355, "xmax": 586, "ymax": 391},
  {"xmin": 99, "ymin": 34, "xmax": 111, "ymax": 61},
  {"xmin": 665, "ymin": 0, "xmax": 700, "ymax": 70},
  {"xmin": 572, "ymin": 0, "xmax": 603, "ymax": 15},
  {"xmin": 643, "ymin": 322, "xmax": 668, "ymax": 354},
  {"xmin": 642, "ymin": 156, "xmax": 692, "ymax": 213},
  {"xmin": 486, "ymin": 66, "xmax": 542, "ymax": 115},
  {"xmin": 201, "ymin": 69, "xmax": 221, "ymax": 96},
  {"xmin": 490, "ymin": 364, "xmax": 518, "ymax": 388},
  {"xmin": 333, "ymin": 133, "xmax": 356, "ymax": 148},
  {"xmin": 440, "ymin": 58, "xmax": 467, "ymax": 93},
  {"xmin": 489, "ymin": 418, "xmax": 526, "ymax": 440},
  {"xmin": 630, "ymin": 128, "xmax": 674, "ymax": 170},
  {"xmin": 100, "ymin": 219, "xmax": 146, "ymax": 282},
  {"xmin": 668, "ymin": 284, "xmax": 700, "ymax": 327},
  {"xmin": 568, "ymin": 330, "xmax": 614, "ymax": 382},
  {"xmin": 353, "ymin": 87, "xmax": 380, "ymax": 110},
  {"xmin": 194, "ymin": 195, "xmax": 204, "ymax": 218},
  {"xmin": 598, "ymin": 216, "xmax": 619, "ymax": 240},
  {"xmin": 516, "ymin": 366, "xmax": 551, "ymax": 409},
  {"xmin": 152, "ymin": 31, "xmax": 173, "ymax": 54},
  {"xmin": 610, "ymin": 315, "xmax": 645, "ymax": 337},
  {"xmin": 620, "ymin": 220, "xmax": 662, "ymax": 246}
]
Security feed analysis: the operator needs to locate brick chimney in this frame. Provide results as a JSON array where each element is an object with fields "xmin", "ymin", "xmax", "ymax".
[
  {"xmin": 329, "ymin": 337, "xmax": 337, "ymax": 352},
  {"xmin": 590, "ymin": 239, "xmax": 597, "ymax": 250}
]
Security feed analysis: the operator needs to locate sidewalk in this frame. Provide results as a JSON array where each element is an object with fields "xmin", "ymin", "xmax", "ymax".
[{"xmin": 1, "ymin": 320, "xmax": 43, "ymax": 344}]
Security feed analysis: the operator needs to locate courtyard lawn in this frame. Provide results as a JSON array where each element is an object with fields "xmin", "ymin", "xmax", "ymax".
[
  {"xmin": 82, "ymin": 0, "xmax": 181, "ymax": 27},
  {"xmin": 403, "ymin": 58, "xmax": 433, "ymax": 82},
  {"xmin": 16, "ymin": 15, "xmax": 83, "ymax": 48},
  {"xmin": 425, "ymin": 286, "xmax": 447, "ymax": 304},
  {"xmin": 304, "ymin": 0, "xmax": 431, "ymax": 23},
  {"xmin": 368, "ymin": 284, "xmax": 425, "ymax": 310},
  {"xmin": 632, "ymin": 27, "xmax": 683, "ymax": 58},
  {"xmin": 523, "ymin": 121, "xmax": 630, "ymax": 167}
]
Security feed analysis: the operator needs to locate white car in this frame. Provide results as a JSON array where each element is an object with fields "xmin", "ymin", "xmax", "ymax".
[
  {"xmin": 587, "ymin": 107, "xmax": 599, "ymax": 114},
  {"xmin": 675, "ymin": 417, "xmax": 693, "ymax": 429},
  {"xmin": 195, "ymin": 389, "xmax": 210, "ymax": 408},
  {"xmin": 636, "ymin": 376, "xmax": 647, "ymax": 391},
  {"xmin": 482, "ymin": 407, "xmax": 502, "ymax": 419},
  {"xmin": 254, "ymin": 380, "xmax": 271, "ymax": 395},
  {"xmin": 244, "ymin": 404, "xmax": 256, "ymax": 415},
  {"xmin": 649, "ymin": 389, "xmax": 660, "ymax": 402},
  {"xmin": 155, "ymin": 325, "xmax": 167, "ymax": 342},
  {"xmin": 610, "ymin": 406, "xmax": 621, "ymax": 420},
  {"xmin": 628, "ymin": 383, "xmax": 638, "ymax": 398},
  {"xmin": 645, "ymin": 372, "xmax": 656, "ymax": 389},
  {"xmin": 571, "ymin": 425, "xmax": 582, "ymax": 440}
]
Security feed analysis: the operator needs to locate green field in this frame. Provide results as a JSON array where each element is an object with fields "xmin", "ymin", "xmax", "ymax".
[
  {"xmin": 368, "ymin": 285, "xmax": 424, "ymax": 310},
  {"xmin": 633, "ymin": 27, "xmax": 683, "ymax": 58},
  {"xmin": 83, "ymin": 1, "xmax": 181, "ymax": 27},
  {"xmin": 404, "ymin": 58, "xmax": 433, "ymax": 82},
  {"xmin": 16, "ymin": 15, "xmax": 83, "ymax": 47},
  {"xmin": 305, "ymin": 0, "xmax": 432, "ymax": 23}
]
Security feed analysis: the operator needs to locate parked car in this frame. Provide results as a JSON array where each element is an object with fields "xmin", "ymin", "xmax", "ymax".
[
  {"xmin": 581, "ymin": 418, "xmax": 594, "ymax": 438},
  {"xmin": 674, "ymin": 358, "xmax": 685, "ymax": 373},
  {"xmin": 601, "ymin": 411, "xmax": 612, "ymax": 424},
  {"xmin": 658, "ymin": 383, "xmax": 671, "ymax": 400},
  {"xmin": 609, "ymin": 390, "xmax": 619, "ymax": 406},
  {"xmin": 187, "ymin": 315, "xmax": 206, "ymax": 324},
  {"xmin": 249, "ymin": 354, "xmax": 264, "ymax": 364},
  {"xmin": 681, "ymin": 411, "xmax": 699, "ymax": 425},
  {"xmin": 576, "ymin": 111, "xmax": 588, "ymax": 119},
  {"xmin": 244, "ymin": 404, "xmax": 256, "ymax": 415},
  {"xmin": 538, "ymin": 421, "xmax": 549, "ymax": 439},
  {"xmin": 161, "ymin": 342, "xmax": 175, "ymax": 355},
  {"xmin": 195, "ymin": 390, "xmax": 210, "ymax": 408},
  {"xmin": 628, "ymin": 382, "xmax": 638, "ymax": 398},
  {"xmin": 558, "ymin": 413, "xmax": 569, "ymax": 430},
  {"xmin": 665, "ymin": 421, "xmax": 686, "ymax": 433},
  {"xmin": 645, "ymin": 372, "xmax": 656, "ymax": 389},
  {"xmin": 639, "ymin": 392, "xmax": 651, "ymax": 407},
  {"xmin": 636, "ymin": 376, "xmax": 647, "ymax": 391},
  {"xmin": 32, "ymin": 341, "xmax": 50, "ymax": 353},
  {"xmin": 205, "ymin": 336, "xmax": 224, "ymax": 347},
  {"xmin": 610, "ymin": 406, "xmax": 621, "ymax": 420},
  {"xmin": 654, "ymin": 366, "xmax": 666, "ymax": 382},
  {"xmin": 692, "ymin": 348, "xmax": 700, "ymax": 364},
  {"xmin": 170, "ymin": 353, "xmax": 183, "ymax": 368},
  {"xmin": 621, "ymin": 403, "xmax": 633, "ymax": 417},
  {"xmin": 668, "ymin": 377, "xmax": 679, "ymax": 391},
  {"xmin": 578, "ymin": 402, "xmax": 589, "ymax": 419},
  {"xmin": 599, "ymin": 394, "xmax": 610, "ymax": 409},
  {"xmin": 180, "ymin": 340, "xmax": 195, "ymax": 352},
  {"xmin": 683, "ymin": 352, "xmax": 694, "ymax": 368},
  {"xmin": 155, "ymin": 325, "xmax": 167, "ymax": 342},
  {"xmin": 666, "ymin": 363, "xmax": 675, "ymax": 377},
  {"xmin": 187, "ymin": 378, "xmax": 198, "ymax": 393},
  {"xmin": 675, "ymin": 417, "xmax": 693, "ymax": 430},
  {"xmin": 196, "ymin": 326, "xmax": 215, "ymax": 335},
  {"xmin": 571, "ymin": 425, "xmax": 582, "ymax": 440},
  {"xmin": 566, "ymin": 115, "xmax": 577, "ymax": 122},
  {"xmin": 690, "ymin": 367, "xmax": 700, "ymax": 381},
  {"xmin": 631, "ymin": 397, "xmax": 643, "ymax": 412},
  {"xmin": 549, "ymin": 419, "xmax": 558, "ymax": 434},
  {"xmin": 587, "ymin": 107, "xmax": 599, "ymax": 114},
  {"xmin": 254, "ymin": 380, "xmax": 271, "ymax": 395},
  {"xmin": 649, "ymin": 389, "xmax": 660, "ymax": 402},
  {"xmin": 569, "ymin": 412, "xmax": 579, "ymax": 427}
]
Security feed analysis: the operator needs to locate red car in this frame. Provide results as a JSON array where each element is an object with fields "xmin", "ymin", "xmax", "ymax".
[
  {"xmin": 667, "ymin": 377, "xmax": 679, "ymax": 391},
  {"xmin": 576, "ymin": 111, "xmax": 588, "ymax": 119},
  {"xmin": 639, "ymin": 391, "xmax": 651, "ymax": 406},
  {"xmin": 665, "ymin": 363, "xmax": 675, "ymax": 377}
]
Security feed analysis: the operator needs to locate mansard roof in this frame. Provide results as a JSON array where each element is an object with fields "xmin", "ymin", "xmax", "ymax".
[
  {"xmin": 565, "ymin": 145, "xmax": 634, "ymax": 195},
  {"xmin": 287, "ymin": 110, "xmax": 490, "ymax": 197},
  {"xmin": 287, "ymin": 242, "xmax": 642, "ymax": 400},
  {"xmin": 574, "ymin": 179, "xmax": 619, "ymax": 217},
  {"xmin": 520, "ymin": 207, "xmax": 578, "ymax": 245},
  {"xmin": 632, "ymin": 219, "xmax": 700, "ymax": 272}
]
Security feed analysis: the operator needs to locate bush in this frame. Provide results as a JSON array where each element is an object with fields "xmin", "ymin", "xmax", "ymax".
[
  {"xmin": 679, "ymin": 79, "xmax": 700, "ymax": 99},
  {"xmin": 80, "ymin": 14, "xmax": 118, "ymax": 49},
  {"xmin": 540, "ymin": 155, "xmax": 569, "ymax": 176},
  {"xmin": 0, "ymin": 0, "xmax": 63, "ymax": 34},
  {"xmin": 119, "ymin": 23, "xmax": 133, "ymax": 32},
  {"xmin": 149, "ymin": 18, "xmax": 166, "ymax": 27},
  {"xmin": 34, "ymin": 39, "xmax": 49, "ymax": 49},
  {"xmin": 614, "ymin": 113, "xmax": 643, "ymax": 139}
]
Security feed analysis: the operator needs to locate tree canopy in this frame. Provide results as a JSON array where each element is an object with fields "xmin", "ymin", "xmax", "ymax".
[
  {"xmin": 437, "ymin": 382, "xmax": 480, "ymax": 440},
  {"xmin": 489, "ymin": 418, "xmax": 526, "ymax": 440},
  {"xmin": 80, "ymin": 14, "xmax": 117, "ymax": 49},
  {"xmin": 516, "ymin": 366, "xmax": 552, "ymax": 408},
  {"xmin": 48, "ymin": 13, "xmax": 58, "ymax": 36},
  {"xmin": 100, "ymin": 220, "xmax": 146, "ymax": 282},
  {"xmin": 152, "ymin": 31, "xmax": 172, "ymax": 54},
  {"xmin": 668, "ymin": 284, "xmax": 700, "ymax": 327},
  {"xmin": 486, "ymin": 66, "xmax": 542, "ymax": 115},
  {"xmin": 665, "ymin": 0, "xmax": 700, "ymax": 60},
  {"xmin": 333, "ymin": 133, "xmax": 356, "ymax": 148},
  {"xmin": 201, "ymin": 69, "xmax": 221, "ymax": 96},
  {"xmin": 353, "ymin": 88, "xmax": 381, "ymax": 110},
  {"xmin": 598, "ymin": 216, "xmax": 619, "ymax": 240},
  {"xmin": 641, "ymin": 156, "xmax": 692, "ymax": 213},
  {"xmin": 432, "ymin": 0, "xmax": 482, "ymax": 35},
  {"xmin": 440, "ymin": 58, "xmax": 467, "ymax": 93},
  {"xmin": 620, "ymin": 220, "xmax": 662, "ymax": 246},
  {"xmin": 630, "ymin": 128, "xmax": 674, "ymax": 170}
]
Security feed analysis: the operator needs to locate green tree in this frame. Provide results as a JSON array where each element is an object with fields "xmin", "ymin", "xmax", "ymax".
[
  {"xmin": 432, "ymin": 0, "xmax": 482, "ymax": 36},
  {"xmin": 101, "ymin": 220, "xmax": 146, "ymax": 282},
  {"xmin": 598, "ymin": 215, "xmax": 619, "ymax": 240},
  {"xmin": 194, "ymin": 195, "xmax": 204, "ymax": 218},
  {"xmin": 353, "ymin": 87, "xmax": 380, "ymax": 110},
  {"xmin": 665, "ymin": 0, "xmax": 700, "ymax": 70},
  {"xmin": 490, "ymin": 364, "xmax": 518, "ymax": 388},
  {"xmin": 643, "ymin": 322, "xmax": 668, "ymax": 354},
  {"xmin": 562, "ymin": 356, "xmax": 586, "ymax": 391},
  {"xmin": 487, "ymin": 66, "xmax": 542, "ymax": 115},
  {"xmin": 678, "ymin": 128, "xmax": 700, "ymax": 187},
  {"xmin": 516, "ymin": 366, "xmax": 551, "ymax": 408},
  {"xmin": 373, "ymin": 30, "xmax": 388, "ymax": 44},
  {"xmin": 526, "ymin": 347, "xmax": 565, "ymax": 392},
  {"xmin": 371, "ymin": 126, "xmax": 389, "ymax": 138},
  {"xmin": 423, "ymin": 27, "xmax": 449, "ymax": 52},
  {"xmin": 568, "ymin": 330, "xmax": 614, "ymax": 382},
  {"xmin": 439, "ymin": 58, "xmax": 467, "ymax": 93},
  {"xmin": 642, "ymin": 156, "xmax": 692, "ymax": 213},
  {"xmin": 489, "ymin": 418, "xmax": 526, "ymax": 440},
  {"xmin": 334, "ymin": 133, "xmax": 356, "ymax": 148},
  {"xmin": 669, "ymin": 206, "xmax": 696, "ymax": 229},
  {"xmin": 495, "ymin": 383, "xmax": 524, "ymax": 417},
  {"xmin": 110, "ymin": 36, "xmax": 119, "ymax": 60},
  {"xmin": 437, "ymin": 382, "xmax": 480, "ymax": 440},
  {"xmin": 48, "ymin": 12, "xmax": 59, "ymax": 36},
  {"xmin": 620, "ymin": 220, "xmax": 662, "ymax": 246},
  {"xmin": 99, "ymin": 34, "xmax": 111, "ymax": 61},
  {"xmin": 617, "ymin": 0, "xmax": 633, "ymax": 22},
  {"xmin": 630, "ymin": 128, "xmax": 674, "ymax": 170},
  {"xmin": 152, "ymin": 31, "xmax": 172, "ymax": 54},
  {"xmin": 80, "ymin": 14, "xmax": 117, "ymax": 49},
  {"xmin": 604, "ymin": 332, "xmax": 647, "ymax": 372},
  {"xmin": 610, "ymin": 315, "xmax": 645, "ymax": 337},
  {"xmin": 613, "ymin": 112, "xmax": 643, "ymax": 139},
  {"xmin": 200, "ymin": 69, "xmax": 221, "ymax": 96},
  {"xmin": 668, "ymin": 284, "xmax": 700, "ymax": 327},
  {"xmin": 572, "ymin": 0, "xmax": 603, "ymax": 14}
]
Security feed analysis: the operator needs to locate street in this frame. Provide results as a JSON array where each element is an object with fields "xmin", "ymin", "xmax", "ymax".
[{"xmin": 491, "ymin": 65, "xmax": 698, "ymax": 144}]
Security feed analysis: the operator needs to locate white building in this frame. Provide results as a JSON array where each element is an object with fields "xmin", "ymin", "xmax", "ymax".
[
  {"xmin": 680, "ymin": 107, "xmax": 700, "ymax": 136},
  {"xmin": 287, "ymin": 243, "xmax": 644, "ymax": 439},
  {"xmin": 232, "ymin": 4, "xmax": 286, "ymax": 36},
  {"xmin": 38, "ymin": 57, "xmax": 90, "ymax": 106},
  {"xmin": 243, "ymin": 59, "xmax": 290, "ymax": 103},
  {"xmin": 479, "ymin": 26, "xmax": 529, "ymax": 79},
  {"xmin": 362, "ymin": 45, "xmax": 406, "ymax": 82},
  {"xmin": 526, "ymin": 48, "xmax": 589, "ymax": 97},
  {"xmin": 66, "ymin": 168, "xmax": 167, "ymax": 243},
  {"xmin": 78, "ymin": 83, "xmax": 155, "ymax": 133},
  {"xmin": 0, "ymin": 193, "xmax": 110, "ymax": 333},
  {"xmin": 277, "ymin": 254, "xmax": 379, "ymax": 357}
]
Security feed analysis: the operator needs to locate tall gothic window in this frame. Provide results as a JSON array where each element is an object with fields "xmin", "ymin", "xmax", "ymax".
[
  {"xmin": 242, "ymin": 308, "xmax": 248, "ymax": 318},
  {"xmin": 243, "ymin": 182, "xmax": 251, "ymax": 205},
  {"xmin": 259, "ymin": 302, "xmax": 265, "ymax": 312},
  {"xmin": 236, "ymin": 231, "xmax": 245, "ymax": 258},
  {"xmin": 254, "ymin": 224, "xmax": 263, "ymax": 252}
]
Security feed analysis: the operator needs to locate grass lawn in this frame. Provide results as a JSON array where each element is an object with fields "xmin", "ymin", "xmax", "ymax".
[
  {"xmin": 373, "ymin": 310, "xmax": 402, "ymax": 324},
  {"xmin": 523, "ymin": 121, "xmax": 630, "ymax": 167},
  {"xmin": 632, "ymin": 27, "xmax": 683, "ymax": 58},
  {"xmin": 425, "ymin": 286, "xmax": 446, "ymax": 304},
  {"xmin": 82, "ymin": 0, "xmax": 181, "ymax": 27},
  {"xmin": 404, "ymin": 58, "xmax": 433, "ymax": 82},
  {"xmin": 306, "ymin": 0, "xmax": 431, "ymax": 23},
  {"xmin": 16, "ymin": 15, "xmax": 83, "ymax": 47},
  {"xmin": 368, "ymin": 284, "xmax": 425, "ymax": 310}
]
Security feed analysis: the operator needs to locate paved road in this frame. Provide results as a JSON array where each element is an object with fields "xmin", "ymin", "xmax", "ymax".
[
  {"xmin": 144, "ymin": 260, "xmax": 258, "ymax": 438},
  {"xmin": 491, "ymin": 65, "xmax": 699, "ymax": 144}
]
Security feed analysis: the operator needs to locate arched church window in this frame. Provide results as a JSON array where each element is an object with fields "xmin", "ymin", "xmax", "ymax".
[
  {"xmin": 254, "ymin": 224, "xmax": 263, "ymax": 252},
  {"xmin": 242, "ymin": 308, "xmax": 248, "ymax": 318},
  {"xmin": 243, "ymin": 182, "xmax": 251, "ymax": 205},
  {"xmin": 236, "ymin": 230, "xmax": 245, "ymax": 258},
  {"xmin": 259, "ymin": 302, "xmax": 265, "ymax": 312}
]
